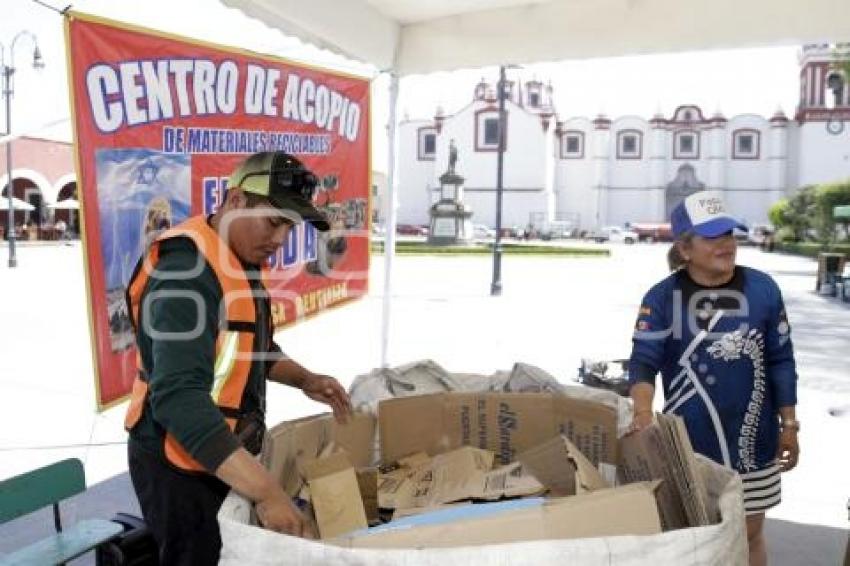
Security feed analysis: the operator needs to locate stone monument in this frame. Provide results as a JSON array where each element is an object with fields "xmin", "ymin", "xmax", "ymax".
[{"xmin": 428, "ymin": 139, "xmax": 474, "ymax": 245}]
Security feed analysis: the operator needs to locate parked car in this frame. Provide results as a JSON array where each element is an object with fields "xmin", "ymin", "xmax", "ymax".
[
  {"xmin": 473, "ymin": 224, "xmax": 495, "ymax": 239},
  {"xmin": 747, "ymin": 224, "xmax": 775, "ymax": 246},
  {"xmin": 629, "ymin": 223, "xmax": 673, "ymax": 242},
  {"xmin": 592, "ymin": 226, "xmax": 639, "ymax": 244},
  {"xmin": 539, "ymin": 220, "xmax": 576, "ymax": 240},
  {"xmin": 396, "ymin": 223, "xmax": 429, "ymax": 236},
  {"xmin": 499, "ymin": 226, "xmax": 525, "ymax": 238}
]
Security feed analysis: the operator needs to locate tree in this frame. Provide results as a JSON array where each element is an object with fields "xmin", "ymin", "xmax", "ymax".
[
  {"xmin": 784, "ymin": 186, "xmax": 818, "ymax": 242},
  {"xmin": 815, "ymin": 180, "xmax": 850, "ymax": 242}
]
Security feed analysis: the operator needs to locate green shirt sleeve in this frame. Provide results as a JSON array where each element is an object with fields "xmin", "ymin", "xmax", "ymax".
[{"xmin": 140, "ymin": 238, "xmax": 240, "ymax": 471}]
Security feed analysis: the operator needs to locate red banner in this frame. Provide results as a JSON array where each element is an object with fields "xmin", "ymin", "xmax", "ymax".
[{"xmin": 65, "ymin": 13, "xmax": 371, "ymax": 410}]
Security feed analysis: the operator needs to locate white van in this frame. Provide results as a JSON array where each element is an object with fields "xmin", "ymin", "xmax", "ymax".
[{"xmin": 597, "ymin": 226, "xmax": 639, "ymax": 244}]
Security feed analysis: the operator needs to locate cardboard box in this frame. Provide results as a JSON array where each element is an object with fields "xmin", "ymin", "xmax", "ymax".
[
  {"xmin": 302, "ymin": 452, "xmax": 368, "ymax": 539},
  {"xmin": 335, "ymin": 481, "xmax": 662, "ymax": 549},
  {"xmin": 261, "ymin": 412, "xmax": 375, "ymax": 498},
  {"xmin": 518, "ymin": 435, "xmax": 610, "ymax": 496},
  {"xmin": 618, "ymin": 413, "xmax": 713, "ymax": 530},
  {"xmin": 378, "ymin": 392, "xmax": 618, "ymax": 469}
]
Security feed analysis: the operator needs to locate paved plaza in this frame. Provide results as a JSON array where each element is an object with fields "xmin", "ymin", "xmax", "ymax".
[{"xmin": 0, "ymin": 241, "xmax": 848, "ymax": 563}]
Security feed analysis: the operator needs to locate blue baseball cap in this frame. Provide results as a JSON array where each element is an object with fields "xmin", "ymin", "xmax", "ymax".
[{"xmin": 671, "ymin": 191, "xmax": 747, "ymax": 238}]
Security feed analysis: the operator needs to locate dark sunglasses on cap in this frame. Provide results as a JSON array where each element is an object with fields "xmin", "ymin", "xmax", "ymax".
[{"xmin": 237, "ymin": 167, "xmax": 319, "ymax": 202}]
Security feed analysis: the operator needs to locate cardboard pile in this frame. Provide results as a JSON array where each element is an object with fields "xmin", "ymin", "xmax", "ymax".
[
  {"xmin": 258, "ymin": 390, "xmax": 692, "ymax": 548},
  {"xmin": 220, "ymin": 372, "xmax": 748, "ymax": 564}
]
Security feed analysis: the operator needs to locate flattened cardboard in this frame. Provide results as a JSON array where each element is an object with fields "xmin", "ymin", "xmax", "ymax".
[
  {"xmin": 518, "ymin": 435, "xmax": 609, "ymax": 496},
  {"xmin": 303, "ymin": 452, "xmax": 368, "ymax": 539},
  {"xmin": 618, "ymin": 413, "xmax": 712, "ymax": 530},
  {"xmin": 379, "ymin": 393, "xmax": 617, "ymax": 468},
  {"xmin": 477, "ymin": 461, "xmax": 544, "ymax": 500},
  {"xmin": 356, "ymin": 468, "xmax": 379, "ymax": 524},
  {"xmin": 378, "ymin": 447, "xmax": 543, "ymax": 510},
  {"xmin": 376, "ymin": 452, "xmax": 432, "ymax": 509},
  {"xmin": 376, "ymin": 471, "xmax": 411, "ymax": 510},
  {"xmin": 336, "ymin": 482, "xmax": 662, "ymax": 549},
  {"xmin": 619, "ymin": 422, "xmax": 688, "ymax": 530},
  {"xmin": 261, "ymin": 412, "xmax": 375, "ymax": 498},
  {"xmin": 416, "ymin": 447, "xmax": 495, "ymax": 505},
  {"xmin": 658, "ymin": 414, "xmax": 713, "ymax": 526}
]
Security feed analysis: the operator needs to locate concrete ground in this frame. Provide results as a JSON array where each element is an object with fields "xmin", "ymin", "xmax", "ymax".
[{"xmin": 0, "ymin": 240, "xmax": 847, "ymax": 564}]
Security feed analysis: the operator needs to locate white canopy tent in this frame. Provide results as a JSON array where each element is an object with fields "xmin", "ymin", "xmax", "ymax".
[
  {"xmin": 222, "ymin": 0, "xmax": 850, "ymax": 367},
  {"xmin": 222, "ymin": 0, "xmax": 850, "ymax": 75}
]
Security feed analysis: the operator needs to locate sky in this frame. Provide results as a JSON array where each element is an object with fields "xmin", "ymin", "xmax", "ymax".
[{"xmin": 2, "ymin": 0, "xmax": 804, "ymax": 173}]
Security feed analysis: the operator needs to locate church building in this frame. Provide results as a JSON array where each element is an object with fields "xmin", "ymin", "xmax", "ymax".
[{"xmin": 393, "ymin": 43, "xmax": 850, "ymax": 233}]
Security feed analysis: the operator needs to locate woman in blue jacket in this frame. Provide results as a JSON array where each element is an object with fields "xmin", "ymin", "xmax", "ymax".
[{"xmin": 629, "ymin": 191, "xmax": 799, "ymax": 566}]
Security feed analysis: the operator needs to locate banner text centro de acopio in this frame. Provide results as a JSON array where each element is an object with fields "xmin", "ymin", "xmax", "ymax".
[{"xmin": 85, "ymin": 59, "xmax": 361, "ymax": 142}]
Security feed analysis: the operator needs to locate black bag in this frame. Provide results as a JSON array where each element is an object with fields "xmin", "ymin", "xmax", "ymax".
[{"xmin": 95, "ymin": 513, "xmax": 160, "ymax": 566}]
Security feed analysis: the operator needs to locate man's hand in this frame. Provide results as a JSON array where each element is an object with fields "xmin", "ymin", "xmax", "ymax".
[
  {"xmin": 256, "ymin": 493, "xmax": 315, "ymax": 538},
  {"xmin": 215, "ymin": 448, "xmax": 316, "ymax": 538},
  {"xmin": 777, "ymin": 428, "xmax": 799, "ymax": 472},
  {"xmin": 302, "ymin": 373, "xmax": 352, "ymax": 423}
]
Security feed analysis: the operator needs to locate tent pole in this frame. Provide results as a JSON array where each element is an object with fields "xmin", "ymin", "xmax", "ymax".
[{"xmin": 380, "ymin": 72, "xmax": 399, "ymax": 368}]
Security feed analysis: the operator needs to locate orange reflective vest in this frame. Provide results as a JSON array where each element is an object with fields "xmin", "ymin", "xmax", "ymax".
[{"xmin": 124, "ymin": 216, "xmax": 263, "ymax": 472}]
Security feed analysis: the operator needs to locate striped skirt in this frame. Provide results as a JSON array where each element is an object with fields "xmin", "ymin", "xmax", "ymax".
[{"xmin": 740, "ymin": 461, "xmax": 781, "ymax": 515}]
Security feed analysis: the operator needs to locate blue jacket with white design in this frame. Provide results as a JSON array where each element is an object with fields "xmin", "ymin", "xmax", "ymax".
[{"xmin": 628, "ymin": 266, "xmax": 797, "ymax": 473}]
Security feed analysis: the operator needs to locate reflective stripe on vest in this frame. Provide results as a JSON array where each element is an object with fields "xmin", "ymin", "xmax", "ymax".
[
  {"xmin": 123, "ymin": 215, "xmax": 262, "ymax": 473},
  {"xmin": 212, "ymin": 331, "xmax": 239, "ymax": 402}
]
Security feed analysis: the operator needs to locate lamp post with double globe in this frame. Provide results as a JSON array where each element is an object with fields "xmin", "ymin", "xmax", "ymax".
[{"xmin": 2, "ymin": 31, "xmax": 45, "ymax": 268}]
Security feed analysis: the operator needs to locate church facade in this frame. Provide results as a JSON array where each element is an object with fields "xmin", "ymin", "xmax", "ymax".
[{"xmin": 393, "ymin": 43, "xmax": 850, "ymax": 233}]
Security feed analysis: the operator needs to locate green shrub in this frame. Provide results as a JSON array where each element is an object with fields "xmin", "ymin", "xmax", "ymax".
[
  {"xmin": 768, "ymin": 199, "xmax": 790, "ymax": 230},
  {"xmin": 774, "ymin": 241, "xmax": 850, "ymax": 258}
]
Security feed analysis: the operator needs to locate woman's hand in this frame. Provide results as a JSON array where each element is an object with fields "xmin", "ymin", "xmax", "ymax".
[
  {"xmin": 777, "ymin": 427, "xmax": 799, "ymax": 471},
  {"xmin": 628, "ymin": 410, "xmax": 654, "ymax": 434},
  {"xmin": 628, "ymin": 382, "xmax": 656, "ymax": 435}
]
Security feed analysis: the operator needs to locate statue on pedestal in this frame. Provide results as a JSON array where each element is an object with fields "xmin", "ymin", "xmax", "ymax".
[{"xmin": 429, "ymin": 138, "xmax": 474, "ymax": 245}]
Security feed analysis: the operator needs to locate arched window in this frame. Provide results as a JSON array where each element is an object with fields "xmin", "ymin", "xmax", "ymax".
[
  {"xmin": 417, "ymin": 127, "xmax": 437, "ymax": 161},
  {"xmin": 673, "ymin": 130, "xmax": 699, "ymax": 159},
  {"xmin": 560, "ymin": 130, "xmax": 584, "ymax": 159},
  {"xmin": 475, "ymin": 109, "xmax": 506, "ymax": 151},
  {"xmin": 826, "ymin": 71, "xmax": 846, "ymax": 109},
  {"xmin": 732, "ymin": 129, "xmax": 760, "ymax": 160},
  {"xmin": 616, "ymin": 130, "xmax": 643, "ymax": 160}
]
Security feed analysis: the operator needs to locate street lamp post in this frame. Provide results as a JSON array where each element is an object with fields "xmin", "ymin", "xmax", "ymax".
[
  {"xmin": 490, "ymin": 65, "xmax": 509, "ymax": 296},
  {"xmin": 2, "ymin": 31, "xmax": 44, "ymax": 268}
]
